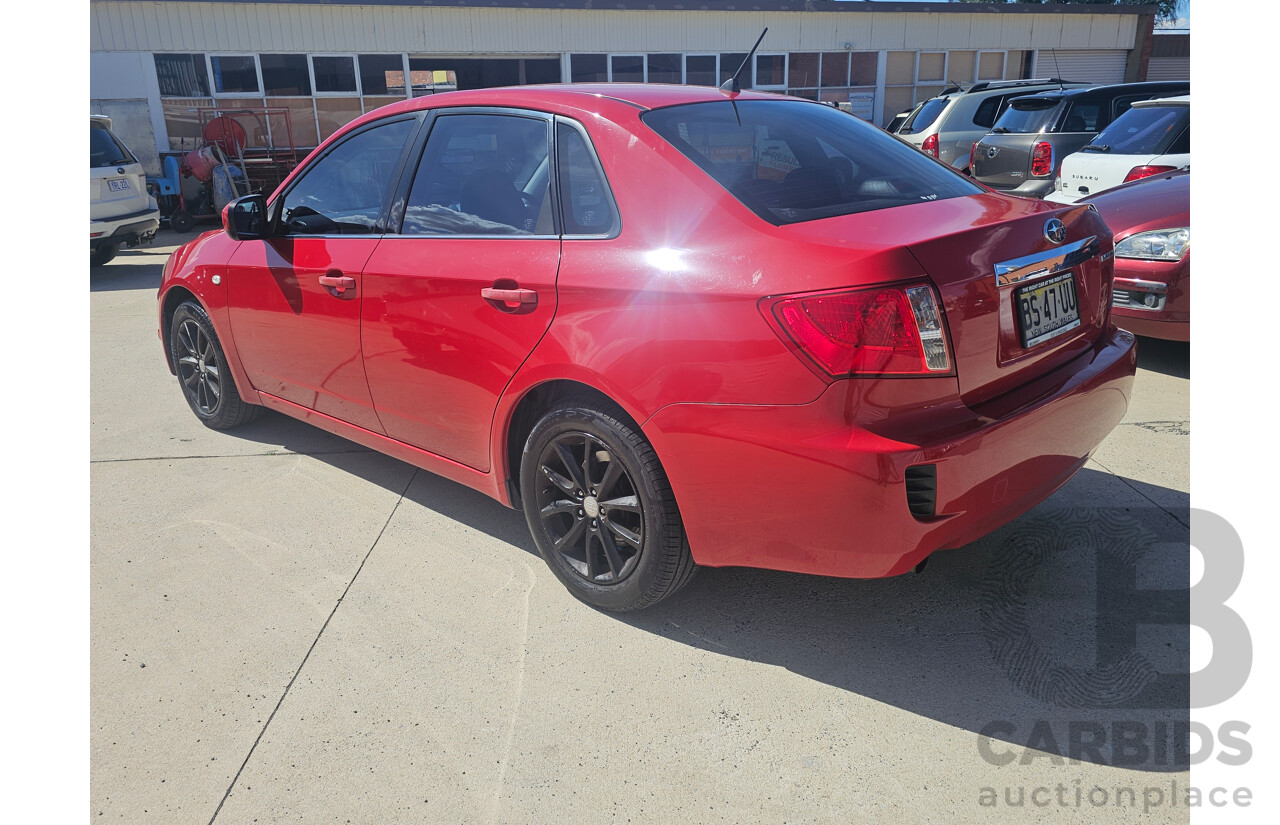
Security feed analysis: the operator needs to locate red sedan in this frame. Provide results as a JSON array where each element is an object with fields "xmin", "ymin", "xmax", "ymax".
[
  {"xmin": 1086, "ymin": 169, "xmax": 1190, "ymax": 341},
  {"xmin": 158, "ymin": 84, "xmax": 1136, "ymax": 611}
]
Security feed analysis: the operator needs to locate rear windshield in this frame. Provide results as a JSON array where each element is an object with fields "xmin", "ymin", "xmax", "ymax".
[
  {"xmin": 90, "ymin": 121, "xmax": 136, "ymax": 168},
  {"xmin": 992, "ymin": 98, "xmax": 1060, "ymax": 134},
  {"xmin": 642, "ymin": 100, "xmax": 981, "ymax": 225},
  {"xmin": 899, "ymin": 97, "xmax": 950, "ymax": 134},
  {"xmin": 1090, "ymin": 105, "xmax": 1189, "ymax": 155}
]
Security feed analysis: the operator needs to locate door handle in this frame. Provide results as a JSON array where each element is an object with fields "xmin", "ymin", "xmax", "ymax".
[
  {"xmin": 319, "ymin": 273, "xmax": 357, "ymax": 294},
  {"xmin": 481, "ymin": 287, "xmax": 538, "ymax": 305}
]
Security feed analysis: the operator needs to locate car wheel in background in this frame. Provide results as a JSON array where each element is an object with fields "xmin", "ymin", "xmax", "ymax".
[
  {"xmin": 520, "ymin": 398, "xmax": 697, "ymax": 611},
  {"xmin": 90, "ymin": 244, "xmax": 118, "ymax": 267},
  {"xmin": 169, "ymin": 209, "xmax": 195, "ymax": 233},
  {"xmin": 169, "ymin": 301, "xmax": 261, "ymax": 430}
]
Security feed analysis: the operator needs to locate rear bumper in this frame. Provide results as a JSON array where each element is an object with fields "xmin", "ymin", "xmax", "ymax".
[
  {"xmin": 984, "ymin": 179, "xmax": 1056, "ymax": 199},
  {"xmin": 91, "ymin": 204, "xmax": 160, "ymax": 249},
  {"xmin": 644, "ymin": 326, "xmax": 1137, "ymax": 579}
]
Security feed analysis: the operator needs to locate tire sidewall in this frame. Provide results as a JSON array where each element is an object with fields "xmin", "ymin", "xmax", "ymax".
[
  {"xmin": 520, "ymin": 406, "xmax": 670, "ymax": 611},
  {"xmin": 170, "ymin": 302, "xmax": 231, "ymax": 425}
]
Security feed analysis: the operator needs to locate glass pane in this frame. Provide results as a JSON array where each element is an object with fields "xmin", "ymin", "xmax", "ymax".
[
  {"xmin": 358, "ymin": 54, "xmax": 404, "ymax": 96},
  {"xmin": 720, "ymin": 53, "xmax": 748, "ymax": 87},
  {"xmin": 948, "ymin": 51, "xmax": 975, "ymax": 85},
  {"xmin": 403, "ymin": 115, "xmax": 551, "ymax": 236},
  {"xmin": 154, "ymin": 54, "xmax": 209, "ymax": 97},
  {"xmin": 611, "ymin": 55, "xmax": 644, "ymax": 83},
  {"xmin": 885, "ymin": 52, "xmax": 915, "ymax": 85},
  {"xmin": 524, "ymin": 59, "xmax": 561, "ymax": 85},
  {"xmin": 978, "ymin": 52, "xmax": 1004, "ymax": 81},
  {"xmin": 315, "ymin": 97, "xmax": 364, "ymax": 140},
  {"xmin": 820, "ymin": 53, "xmax": 848, "ymax": 89},
  {"xmin": 917, "ymin": 53, "xmax": 945, "ymax": 83},
  {"xmin": 362, "ymin": 96, "xmax": 403, "ymax": 117},
  {"xmin": 406, "ymin": 64, "xmax": 457, "ymax": 96},
  {"xmin": 280, "ymin": 118, "xmax": 414, "ymax": 234},
  {"xmin": 571, "ymin": 54, "xmax": 608, "ymax": 83},
  {"xmin": 211, "ymin": 56, "xmax": 258, "ymax": 94},
  {"xmin": 313, "ymin": 56, "xmax": 358, "ymax": 93},
  {"xmin": 647, "ymin": 53, "xmax": 681, "ymax": 84},
  {"xmin": 90, "ymin": 121, "xmax": 136, "ymax": 167},
  {"xmin": 755, "ymin": 54, "xmax": 785, "ymax": 86},
  {"xmin": 1006, "ymin": 51, "xmax": 1028, "ymax": 80},
  {"xmin": 788, "ymin": 88, "xmax": 819, "ymax": 101},
  {"xmin": 260, "ymin": 54, "xmax": 311, "ymax": 96},
  {"xmin": 849, "ymin": 53, "xmax": 877, "ymax": 87},
  {"xmin": 789, "ymin": 53, "xmax": 820, "ymax": 89},
  {"xmin": 642, "ymin": 101, "xmax": 980, "ymax": 225},
  {"xmin": 160, "ymin": 98, "xmax": 212, "ymax": 151},
  {"xmin": 266, "ymin": 97, "xmax": 319, "ymax": 148},
  {"xmin": 557, "ymin": 123, "xmax": 617, "ymax": 235},
  {"xmin": 685, "ymin": 55, "xmax": 717, "ymax": 87}
]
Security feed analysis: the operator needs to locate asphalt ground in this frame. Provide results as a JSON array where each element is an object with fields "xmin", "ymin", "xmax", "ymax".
[{"xmin": 92, "ymin": 230, "xmax": 1191, "ymax": 824}]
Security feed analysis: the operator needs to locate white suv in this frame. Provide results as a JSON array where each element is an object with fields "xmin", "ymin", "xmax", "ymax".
[
  {"xmin": 91, "ymin": 115, "xmax": 159, "ymax": 266},
  {"xmin": 1045, "ymin": 95, "xmax": 1190, "ymax": 204}
]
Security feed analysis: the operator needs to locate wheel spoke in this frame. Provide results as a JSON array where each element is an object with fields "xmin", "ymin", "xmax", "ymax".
[
  {"xmin": 581, "ymin": 434, "xmax": 594, "ymax": 491},
  {"xmin": 541, "ymin": 465, "xmax": 577, "ymax": 496},
  {"xmin": 177, "ymin": 324, "xmax": 197, "ymax": 357},
  {"xmin": 204, "ymin": 363, "xmax": 219, "ymax": 380},
  {"xmin": 553, "ymin": 441, "xmax": 587, "ymax": 491},
  {"xmin": 178, "ymin": 355, "xmax": 199, "ymax": 368},
  {"xmin": 539, "ymin": 499, "xmax": 578, "ymax": 518},
  {"xmin": 553, "ymin": 518, "xmax": 587, "ymax": 553},
  {"xmin": 597, "ymin": 458, "xmax": 622, "ymax": 499},
  {"xmin": 605, "ymin": 519, "xmax": 643, "ymax": 550},
  {"xmin": 598, "ymin": 526, "xmax": 626, "ymax": 579},
  {"xmin": 205, "ymin": 374, "xmax": 220, "ymax": 399},
  {"xmin": 182, "ymin": 371, "xmax": 199, "ymax": 389},
  {"xmin": 600, "ymin": 494, "xmax": 640, "ymax": 513}
]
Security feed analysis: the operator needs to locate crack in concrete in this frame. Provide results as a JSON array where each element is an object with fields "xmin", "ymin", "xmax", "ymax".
[
  {"xmin": 205, "ymin": 468, "xmax": 418, "ymax": 825},
  {"xmin": 1089, "ymin": 455, "xmax": 1189, "ymax": 529}
]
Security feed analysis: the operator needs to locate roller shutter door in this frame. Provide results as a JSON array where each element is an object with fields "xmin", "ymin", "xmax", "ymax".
[
  {"xmin": 1147, "ymin": 57, "xmax": 1190, "ymax": 81},
  {"xmin": 1038, "ymin": 50, "xmax": 1129, "ymax": 84}
]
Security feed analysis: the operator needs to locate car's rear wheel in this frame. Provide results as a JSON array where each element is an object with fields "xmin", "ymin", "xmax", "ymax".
[
  {"xmin": 169, "ymin": 209, "xmax": 194, "ymax": 233},
  {"xmin": 520, "ymin": 399, "xmax": 696, "ymax": 611},
  {"xmin": 169, "ymin": 301, "xmax": 261, "ymax": 429},
  {"xmin": 90, "ymin": 244, "xmax": 118, "ymax": 267}
]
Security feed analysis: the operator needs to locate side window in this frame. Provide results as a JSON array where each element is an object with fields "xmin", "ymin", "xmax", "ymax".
[
  {"xmin": 1061, "ymin": 101, "xmax": 1101, "ymax": 133},
  {"xmin": 972, "ymin": 95, "xmax": 1004, "ymax": 129},
  {"xmin": 278, "ymin": 118, "xmax": 415, "ymax": 235},
  {"xmin": 1110, "ymin": 95, "xmax": 1147, "ymax": 123},
  {"xmin": 557, "ymin": 122, "xmax": 618, "ymax": 236},
  {"xmin": 1168, "ymin": 125, "xmax": 1190, "ymax": 154},
  {"xmin": 402, "ymin": 114, "xmax": 551, "ymax": 236}
]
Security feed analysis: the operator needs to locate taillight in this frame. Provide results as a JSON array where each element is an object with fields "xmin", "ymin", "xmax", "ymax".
[
  {"xmin": 1031, "ymin": 141, "xmax": 1054, "ymax": 177},
  {"xmin": 1123, "ymin": 164, "xmax": 1177, "ymax": 183},
  {"xmin": 968, "ymin": 141, "xmax": 979, "ymax": 172},
  {"xmin": 922, "ymin": 133, "xmax": 939, "ymax": 158},
  {"xmin": 765, "ymin": 284, "xmax": 951, "ymax": 377}
]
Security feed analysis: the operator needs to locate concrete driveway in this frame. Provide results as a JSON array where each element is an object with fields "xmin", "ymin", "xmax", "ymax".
[{"xmin": 92, "ymin": 232, "xmax": 1190, "ymax": 823}]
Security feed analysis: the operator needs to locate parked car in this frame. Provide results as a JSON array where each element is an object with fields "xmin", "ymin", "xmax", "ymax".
[
  {"xmin": 895, "ymin": 78, "xmax": 1089, "ymax": 173},
  {"xmin": 885, "ymin": 105, "xmax": 919, "ymax": 134},
  {"xmin": 970, "ymin": 81, "xmax": 1190, "ymax": 199},
  {"xmin": 1086, "ymin": 169, "xmax": 1189, "ymax": 341},
  {"xmin": 158, "ymin": 84, "xmax": 1135, "ymax": 611},
  {"xmin": 90, "ymin": 115, "xmax": 160, "ymax": 266},
  {"xmin": 1045, "ymin": 95, "xmax": 1189, "ymax": 204}
]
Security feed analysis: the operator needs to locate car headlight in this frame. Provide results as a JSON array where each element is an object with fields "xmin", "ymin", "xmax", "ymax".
[{"xmin": 1114, "ymin": 228, "xmax": 1189, "ymax": 261}]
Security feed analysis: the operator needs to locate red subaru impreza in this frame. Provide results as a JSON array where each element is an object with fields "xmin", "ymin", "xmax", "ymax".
[{"xmin": 158, "ymin": 84, "xmax": 1136, "ymax": 611}]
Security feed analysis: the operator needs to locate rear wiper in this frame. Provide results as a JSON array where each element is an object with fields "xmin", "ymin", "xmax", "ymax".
[
  {"xmin": 1081, "ymin": 144, "xmax": 1111, "ymax": 153},
  {"xmin": 990, "ymin": 127, "xmax": 1010, "ymax": 134}
]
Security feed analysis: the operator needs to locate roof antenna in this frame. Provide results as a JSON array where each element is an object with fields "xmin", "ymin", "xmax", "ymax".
[
  {"xmin": 1050, "ymin": 49, "xmax": 1063, "ymax": 90},
  {"xmin": 721, "ymin": 27, "xmax": 768, "ymax": 94}
]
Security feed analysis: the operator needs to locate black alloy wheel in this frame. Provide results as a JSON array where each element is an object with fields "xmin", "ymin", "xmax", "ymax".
[{"xmin": 169, "ymin": 301, "xmax": 261, "ymax": 429}]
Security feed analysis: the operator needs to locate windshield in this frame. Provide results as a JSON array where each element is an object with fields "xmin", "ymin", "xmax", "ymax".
[
  {"xmin": 899, "ymin": 98, "xmax": 950, "ymax": 134},
  {"xmin": 90, "ymin": 121, "xmax": 136, "ymax": 168},
  {"xmin": 1091, "ymin": 105, "xmax": 1189, "ymax": 155},
  {"xmin": 992, "ymin": 98, "xmax": 1060, "ymax": 134},
  {"xmin": 642, "ymin": 100, "xmax": 980, "ymax": 225}
]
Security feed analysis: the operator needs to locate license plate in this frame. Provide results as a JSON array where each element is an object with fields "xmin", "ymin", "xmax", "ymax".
[
  {"xmin": 108, "ymin": 179, "xmax": 131, "ymax": 192},
  {"xmin": 1016, "ymin": 271, "xmax": 1081, "ymax": 347}
]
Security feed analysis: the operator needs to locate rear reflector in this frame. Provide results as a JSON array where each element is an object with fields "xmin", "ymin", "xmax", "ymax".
[
  {"xmin": 766, "ymin": 283, "xmax": 952, "ymax": 377},
  {"xmin": 90, "ymin": 232, "xmax": 104, "ymax": 238},
  {"xmin": 1123, "ymin": 164, "xmax": 1178, "ymax": 183}
]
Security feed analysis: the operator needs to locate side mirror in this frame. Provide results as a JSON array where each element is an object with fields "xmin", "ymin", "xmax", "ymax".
[{"xmin": 223, "ymin": 194, "xmax": 268, "ymax": 241}]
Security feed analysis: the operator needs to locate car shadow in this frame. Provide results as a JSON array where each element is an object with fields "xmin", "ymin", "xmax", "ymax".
[
  {"xmin": 90, "ymin": 248, "xmax": 169, "ymax": 293},
  {"xmin": 216, "ymin": 410, "xmax": 1190, "ymax": 772},
  {"xmin": 1134, "ymin": 336, "xmax": 1189, "ymax": 379}
]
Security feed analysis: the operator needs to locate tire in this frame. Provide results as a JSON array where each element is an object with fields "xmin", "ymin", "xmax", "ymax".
[
  {"xmin": 169, "ymin": 209, "xmax": 194, "ymax": 233},
  {"xmin": 90, "ymin": 244, "xmax": 118, "ymax": 267},
  {"xmin": 169, "ymin": 301, "xmax": 262, "ymax": 430},
  {"xmin": 520, "ymin": 398, "xmax": 697, "ymax": 611}
]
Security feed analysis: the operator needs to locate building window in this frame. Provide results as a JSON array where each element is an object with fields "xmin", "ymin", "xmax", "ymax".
[
  {"xmin": 210, "ymin": 55, "xmax": 259, "ymax": 95},
  {"xmin": 155, "ymin": 54, "xmax": 209, "ymax": 97},
  {"xmin": 720, "ymin": 53, "xmax": 749, "ymax": 87},
  {"xmin": 312, "ymin": 55, "xmax": 359, "ymax": 94},
  {"xmin": 917, "ymin": 52, "xmax": 946, "ymax": 84},
  {"xmin": 820, "ymin": 53, "xmax": 848, "ymax": 88},
  {"xmin": 685, "ymin": 55, "xmax": 718, "ymax": 86},
  {"xmin": 977, "ymin": 51, "xmax": 1006, "ymax": 82},
  {"xmin": 755, "ymin": 54, "xmax": 786, "ymax": 88},
  {"xmin": 261, "ymin": 54, "xmax": 311, "ymax": 96},
  {"xmin": 358, "ymin": 54, "xmax": 406, "ymax": 96},
  {"xmin": 570, "ymin": 54, "xmax": 608, "ymax": 83},
  {"xmin": 610, "ymin": 55, "xmax": 644, "ymax": 83},
  {"xmin": 647, "ymin": 53, "xmax": 682, "ymax": 84}
]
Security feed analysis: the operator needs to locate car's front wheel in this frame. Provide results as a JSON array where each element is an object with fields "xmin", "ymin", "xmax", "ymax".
[
  {"xmin": 169, "ymin": 301, "xmax": 261, "ymax": 429},
  {"xmin": 520, "ymin": 398, "xmax": 696, "ymax": 611}
]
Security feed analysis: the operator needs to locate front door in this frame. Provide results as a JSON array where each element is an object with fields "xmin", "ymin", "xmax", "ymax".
[
  {"xmin": 361, "ymin": 110, "xmax": 562, "ymax": 471},
  {"xmin": 225, "ymin": 115, "xmax": 418, "ymax": 432}
]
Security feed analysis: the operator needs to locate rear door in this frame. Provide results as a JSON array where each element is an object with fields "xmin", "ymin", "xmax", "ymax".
[{"xmin": 359, "ymin": 108, "xmax": 564, "ymax": 471}]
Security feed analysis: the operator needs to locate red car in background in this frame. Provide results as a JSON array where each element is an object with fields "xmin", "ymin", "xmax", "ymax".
[
  {"xmin": 1086, "ymin": 169, "xmax": 1190, "ymax": 341},
  {"xmin": 158, "ymin": 84, "xmax": 1136, "ymax": 611}
]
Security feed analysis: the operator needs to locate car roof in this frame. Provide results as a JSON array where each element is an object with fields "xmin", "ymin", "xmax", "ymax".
[
  {"xmin": 1011, "ymin": 81, "xmax": 1190, "ymax": 105},
  {"xmin": 91, "ymin": 114, "xmax": 112, "ymax": 127},
  {"xmin": 387, "ymin": 83, "xmax": 786, "ymax": 114}
]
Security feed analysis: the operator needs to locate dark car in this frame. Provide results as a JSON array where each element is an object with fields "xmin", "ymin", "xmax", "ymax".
[{"xmin": 970, "ymin": 81, "xmax": 1190, "ymax": 198}]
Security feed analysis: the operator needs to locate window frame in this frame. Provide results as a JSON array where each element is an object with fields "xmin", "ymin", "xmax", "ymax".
[
  {"xmin": 207, "ymin": 53, "xmax": 264, "ymax": 98},
  {"xmin": 914, "ymin": 51, "xmax": 948, "ymax": 86},
  {"xmin": 386, "ymin": 106, "xmax": 563, "ymax": 241},
  {"xmin": 309, "ymin": 53, "xmax": 363, "ymax": 97},
  {"xmin": 554, "ymin": 116, "xmax": 622, "ymax": 240},
  {"xmin": 683, "ymin": 54, "xmax": 719, "ymax": 87},
  {"xmin": 268, "ymin": 112, "xmax": 425, "ymax": 238},
  {"xmin": 975, "ymin": 50, "xmax": 1008, "ymax": 83},
  {"xmin": 753, "ymin": 52, "xmax": 788, "ymax": 90},
  {"xmin": 608, "ymin": 53, "xmax": 647, "ymax": 83}
]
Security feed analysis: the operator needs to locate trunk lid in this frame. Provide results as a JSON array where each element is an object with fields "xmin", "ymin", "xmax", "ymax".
[
  {"xmin": 779, "ymin": 193, "xmax": 1114, "ymax": 407},
  {"xmin": 970, "ymin": 133, "xmax": 1039, "ymax": 190}
]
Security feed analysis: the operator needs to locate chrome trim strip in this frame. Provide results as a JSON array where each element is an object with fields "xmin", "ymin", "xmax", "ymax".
[
  {"xmin": 994, "ymin": 235, "xmax": 1100, "ymax": 286},
  {"xmin": 1114, "ymin": 277, "xmax": 1168, "ymax": 293}
]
